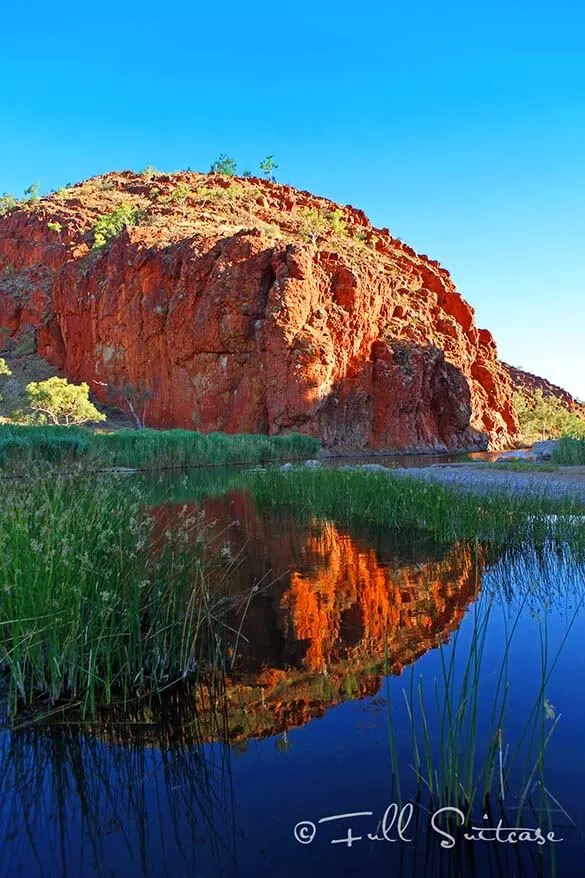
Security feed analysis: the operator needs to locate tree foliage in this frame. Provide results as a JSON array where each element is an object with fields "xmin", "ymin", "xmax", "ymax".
[
  {"xmin": 209, "ymin": 154, "xmax": 237, "ymax": 176},
  {"xmin": 514, "ymin": 390, "xmax": 585, "ymax": 443},
  {"xmin": 25, "ymin": 377, "xmax": 106, "ymax": 426},
  {"xmin": 298, "ymin": 208, "xmax": 328, "ymax": 244},
  {"xmin": 259, "ymin": 155, "xmax": 278, "ymax": 180},
  {"xmin": 0, "ymin": 193, "xmax": 19, "ymax": 217},
  {"xmin": 92, "ymin": 202, "xmax": 140, "ymax": 249},
  {"xmin": 24, "ymin": 182, "xmax": 40, "ymax": 202}
]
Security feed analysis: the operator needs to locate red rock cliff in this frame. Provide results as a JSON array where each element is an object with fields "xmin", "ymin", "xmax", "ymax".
[{"xmin": 0, "ymin": 171, "xmax": 519, "ymax": 451}]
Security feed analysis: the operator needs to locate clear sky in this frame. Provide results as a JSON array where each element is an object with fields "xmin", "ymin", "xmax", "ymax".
[{"xmin": 2, "ymin": 0, "xmax": 584, "ymax": 397}]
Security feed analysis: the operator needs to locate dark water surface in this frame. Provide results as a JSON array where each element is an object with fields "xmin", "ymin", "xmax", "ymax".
[{"xmin": 1, "ymin": 470, "xmax": 584, "ymax": 878}]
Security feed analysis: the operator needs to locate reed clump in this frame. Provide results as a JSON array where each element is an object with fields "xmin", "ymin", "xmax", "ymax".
[
  {"xmin": 0, "ymin": 424, "xmax": 320, "ymax": 471},
  {"xmin": 550, "ymin": 437, "xmax": 585, "ymax": 466},
  {"xmin": 0, "ymin": 474, "xmax": 241, "ymax": 716},
  {"xmin": 247, "ymin": 468, "xmax": 585, "ymax": 550}
]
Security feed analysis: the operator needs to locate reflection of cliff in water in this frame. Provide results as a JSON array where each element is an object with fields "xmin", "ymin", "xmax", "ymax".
[{"xmin": 134, "ymin": 491, "xmax": 488, "ymax": 744}]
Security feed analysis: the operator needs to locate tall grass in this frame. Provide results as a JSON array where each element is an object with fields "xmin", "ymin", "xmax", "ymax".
[
  {"xmin": 551, "ymin": 437, "xmax": 585, "ymax": 466},
  {"xmin": 247, "ymin": 468, "xmax": 585, "ymax": 551},
  {"xmin": 0, "ymin": 474, "xmax": 244, "ymax": 715},
  {"xmin": 0, "ymin": 424, "xmax": 320, "ymax": 471}
]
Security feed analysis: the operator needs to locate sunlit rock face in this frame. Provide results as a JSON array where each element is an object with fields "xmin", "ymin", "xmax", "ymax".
[
  {"xmin": 0, "ymin": 171, "xmax": 518, "ymax": 451},
  {"xmin": 140, "ymin": 492, "xmax": 486, "ymax": 744}
]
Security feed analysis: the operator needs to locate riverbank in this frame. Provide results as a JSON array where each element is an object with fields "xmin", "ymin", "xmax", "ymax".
[
  {"xmin": 388, "ymin": 461, "xmax": 585, "ymax": 501},
  {"xmin": 0, "ymin": 424, "xmax": 320, "ymax": 470}
]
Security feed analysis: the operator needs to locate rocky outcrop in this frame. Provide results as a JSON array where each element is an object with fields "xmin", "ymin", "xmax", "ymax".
[
  {"xmin": 0, "ymin": 171, "xmax": 519, "ymax": 451},
  {"xmin": 504, "ymin": 362, "xmax": 585, "ymax": 416}
]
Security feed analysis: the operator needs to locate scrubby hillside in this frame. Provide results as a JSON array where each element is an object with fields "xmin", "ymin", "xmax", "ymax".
[
  {"xmin": 0, "ymin": 170, "xmax": 519, "ymax": 452},
  {"xmin": 504, "ymin": 363, "xmax": 585, "ymax": 443}
]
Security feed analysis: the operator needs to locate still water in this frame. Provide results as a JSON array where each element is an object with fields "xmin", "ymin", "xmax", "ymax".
[{"xmin": 1, "ymin": 471, "xmax": 584, "ymax": 877}]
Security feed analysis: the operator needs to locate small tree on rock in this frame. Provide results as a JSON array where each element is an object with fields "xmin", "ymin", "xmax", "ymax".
[
  {"xmin": 25, "ymin": 377, "xmax": 106, "ymax": 426},
  {"xmin": 209, "ymin": 154, "xmax": 237, "ymax": 176},
  {"xmin": 259, "ymin": 155, "xmax": 278, "ymax": 180},
  {"xmin": 298, "ymin": 207, "xmax": 328, "ymax": 244},
  {"xmin": 24, "ymin": 182, "xmax": 41, "ymax": 202}
]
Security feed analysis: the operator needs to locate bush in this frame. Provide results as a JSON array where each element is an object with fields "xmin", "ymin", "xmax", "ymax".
[
  {"xmin": 0, "ymin": 193, "xmax": 19, "ymax": 217},
  {"xmin": 328, "ymin": 208, "xmax": 346, "ymax": 235},
  {"xmin": 164, "ymin": 183, "xmax": 191, "ymax": 202},
  {"xmin": 92, "ymin": 202, "xmax": 141, "ymax": 249},
  {"xmin": 25, "ymin": 377, "xmax": 106, "ymax": 426},
  {"xmin": 209, "ymin": 153, "xmax": 237, "ymax": 176}
]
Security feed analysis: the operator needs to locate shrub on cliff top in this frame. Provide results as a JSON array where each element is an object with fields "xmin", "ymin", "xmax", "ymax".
[
  {"xmin": 0, "ymin": 193, "xmax": 19, "ymax": 217},
  {"xmin": 92, "ymin": 202, "xmax": 141, "ymax": 249},
  {"xmin": 25, "ymin": 377, "xmax": 106, "ymax": 426},
  {"xmin": 259, "ymin": 155, "xmax": 278, "ymax": 180},
  {"xmin": 209, "ymin": 153, "xmax": 237, "ymax": 176}
]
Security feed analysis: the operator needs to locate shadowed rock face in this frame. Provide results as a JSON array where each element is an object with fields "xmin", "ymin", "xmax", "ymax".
[{"xmin": 0, "ymin": 171, "xmax": 518, "ymax": 451}]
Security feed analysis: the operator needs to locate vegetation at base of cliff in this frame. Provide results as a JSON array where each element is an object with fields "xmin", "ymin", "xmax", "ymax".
[
  {"xmin": 23, "ymin": 377, "xmax": 106, "ymax": 426},
  {"xmin": 92, "ymin": 202, "xmax": 142, "ymax": 248},
  {"xmin": 0, "ymin": 424, "xmax": 320, "ymax": 471},
  {"xmin": 550, "ymin": 437, "xmax": 585, "ymax": 466},
  {"xmin": 0, "ymin": 474, "xmax": 238, "ymax": 715},
  {"xmin": 515, "ymin": 389, "xmax": 585, "ymax": 443},
  {"xmin": 247, "ymin": 468, "xmax": 585, "ymax": 551}
]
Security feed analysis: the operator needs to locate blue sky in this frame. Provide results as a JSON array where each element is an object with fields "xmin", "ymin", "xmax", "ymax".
[{"xmin": 2, "ymin": 0, "xmax": 584, "ymax": 397}]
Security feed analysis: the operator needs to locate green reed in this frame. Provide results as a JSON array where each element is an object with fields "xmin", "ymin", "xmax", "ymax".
[
  {"xmin": 551, "ymin": 437, "xmax": 585, "ymax": 466},
  {"xmin": 0, "ymin": 424, "xmax": 320, "ymax": 471},
  {"xmin": 385, "ymin": 553, "xmax": 584, "ymax": 823},
  {"xmin": 247, "ymin": 468, "xmax": 585, "ymax": 551},
  {"xmin": 0, "ymin": 474, "xmax": 241, "ymax": 715}
]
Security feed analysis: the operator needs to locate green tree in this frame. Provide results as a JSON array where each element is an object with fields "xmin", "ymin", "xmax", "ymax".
[
  {"xmin": 24, "ymin": 182, "xmax": 40, "ymax": 202},
  {"xmin": 259, "ymin": 155, "xmax": 278, "ymax": 180},
  {"xmin": 25, "ymin": 377, "xmax": 106, "ymax": 426},
  {"xmin": 514, "ymin": 389, "xmax": 585, "ymax": 442},
  {"xmin": 209, "ymin": 153, "xmax": 237, "ymax": 176},
  {"xmin": 299, "ymin": 207, "xmax": 328, "ymax": 244}
]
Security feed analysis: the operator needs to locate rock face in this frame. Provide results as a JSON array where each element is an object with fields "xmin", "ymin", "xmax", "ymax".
[{"xmin": 0, "ymin": 171, "xmax": 519, "ymax": 451}]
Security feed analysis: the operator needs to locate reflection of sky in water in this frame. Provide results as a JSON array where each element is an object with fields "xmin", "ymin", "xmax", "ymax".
[{"xmin": 0, "ymin": 493, "xmax": 584, "ymax": 878}]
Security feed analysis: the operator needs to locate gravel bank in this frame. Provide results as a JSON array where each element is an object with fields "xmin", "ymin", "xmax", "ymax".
[{"xmin": 387, "ymin": 464, "xmax": 585, "ymax": 503}]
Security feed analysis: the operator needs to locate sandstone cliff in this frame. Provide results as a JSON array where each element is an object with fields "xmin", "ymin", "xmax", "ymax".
[{"xmin": 0, "ymin": 171, "xmax": 519, "ymax": 451}]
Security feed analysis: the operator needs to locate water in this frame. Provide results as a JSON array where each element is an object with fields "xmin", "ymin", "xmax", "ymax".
[{"xmin": 1, "ymin": 472, "xmax": 584, "ymax": 877}]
